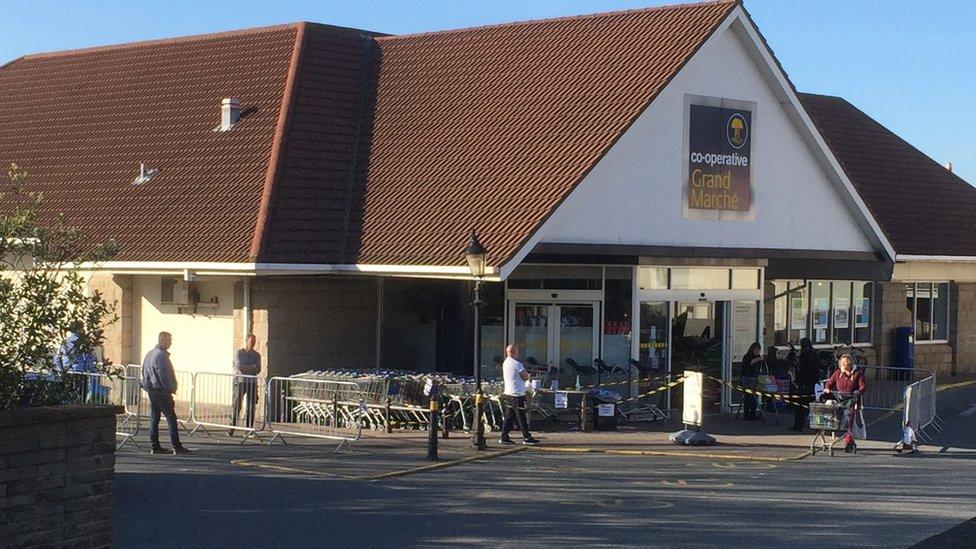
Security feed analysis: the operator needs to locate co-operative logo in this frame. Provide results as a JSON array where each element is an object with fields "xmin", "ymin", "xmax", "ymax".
[{"xmin": 726, "ymin": 113, "xmax": 748, "ymax": 149}]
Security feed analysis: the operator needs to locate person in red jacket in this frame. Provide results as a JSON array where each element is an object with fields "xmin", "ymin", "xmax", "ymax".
[
  {"xmin": 823, "ymin": 354, "xmax": 867, "ymax": 400},
  {"xmin": 823, "ymin": 354, "xmax": 867, "ymax": 453}
]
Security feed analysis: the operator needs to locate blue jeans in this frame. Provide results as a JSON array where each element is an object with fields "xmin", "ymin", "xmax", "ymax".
[{"xmin": 148, "ymin": 389, "xmax": 182, "ymax": 448}]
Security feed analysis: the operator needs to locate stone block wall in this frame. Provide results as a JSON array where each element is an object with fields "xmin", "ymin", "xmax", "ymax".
[
  {"xmin": 951, "ymin": 282, "xmax": 976, "ymax": 375},
  {"xmin": 88, "ymin": 273, "xmax": 134, "ymax": 367},
  {"xmin": 0, "ymin": 404, "xmax": 119, "ymax": 548},
  {"xmin": 248, "ymin": 276, "xmax": 379, "ymax": 377},
  {"xmin": 874, "ymin": 281, "xmax": 912, "ymax": 367}
]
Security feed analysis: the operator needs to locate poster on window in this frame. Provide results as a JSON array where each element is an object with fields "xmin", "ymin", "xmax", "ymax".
[
  {"xmin": 790, "ymin": 296, "xmax": 807, "ymax": 326},
  {"xmin": 855, "ymin": 297, "xmax": 870, "ymax": 328},
  {"xmin": 812, "ymin": 298, "xmax": 829, "ymax": 329},
  {"xmin": 731, "ymin": 301, "xmax": 758, "ymax": 361},
  {"xmin": 833, "ymin": 297, "xmax": 850, "ymax": 329}
]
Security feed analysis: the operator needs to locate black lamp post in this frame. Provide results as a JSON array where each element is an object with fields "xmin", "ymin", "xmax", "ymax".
[{"xmin": 465, "ymin": 231, "xmax": 488, "ymax": 451}]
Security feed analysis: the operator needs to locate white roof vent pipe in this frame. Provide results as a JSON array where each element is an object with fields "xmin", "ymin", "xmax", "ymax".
[
  {"xmin": 217, "ymin": 97, "xmax": 241, "ymax": 131},
  {"xmin": 132, "ymin": 162, "xmax": 159, "ymax": 186}
]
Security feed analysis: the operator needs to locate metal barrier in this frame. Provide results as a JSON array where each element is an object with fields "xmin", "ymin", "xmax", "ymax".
[
  {"xmin": 67, "ymin": 372, "xmax": 141, "ymax": 450},
  {"xmin": 126, "ymin": 364, "xmax": 195, "ymax": 433},
  {"xmin": 903, "ymin": 375, "xmax": 945, "ymax": 441},
  {"xmin": 265, "ymin": 377, "xmax": 364, "ymax": 452},
  {"xmin": 190, "ymin": 372, "xmax": 266, "ymax": 443},
  {"xmin": 858, "ymin": 366, "xmax": 933, "ymax": 411}
]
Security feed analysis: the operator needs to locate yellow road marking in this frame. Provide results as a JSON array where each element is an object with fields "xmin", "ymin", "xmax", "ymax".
[
  {"xmin": 530, "ymin": 446, "xmax": 810, "ymax": 462},
  {"xmin": 660, "ymin": 479, "xmax": 735, "ymax": 488},
  {"xmin": 937, "ymin": 379, "xmax": 976, "ymax": 392},
  {"xmin": 232, "ymin": 446, "xmax": 528, "ymax": 482}
]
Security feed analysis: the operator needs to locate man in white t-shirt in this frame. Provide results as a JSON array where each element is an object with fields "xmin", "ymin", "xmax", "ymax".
[{"xmin": 500, "ymin": 345, "xmax": 539, "ymax": 445}]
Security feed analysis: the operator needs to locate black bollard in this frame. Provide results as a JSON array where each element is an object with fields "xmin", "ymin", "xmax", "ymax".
[{"xmin": 427, "ymin": 396, "xmax": 439, "ymax": 461}]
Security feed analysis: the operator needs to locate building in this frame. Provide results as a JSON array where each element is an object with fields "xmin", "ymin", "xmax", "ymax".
[{"xmin": 2, "ymin": 1, "xmax": 974, "ymax": 414}]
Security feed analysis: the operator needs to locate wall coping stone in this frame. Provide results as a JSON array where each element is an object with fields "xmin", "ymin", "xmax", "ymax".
[{"xmin": 0, "ymin": 404, "xmax": 123, "ymax": 429}]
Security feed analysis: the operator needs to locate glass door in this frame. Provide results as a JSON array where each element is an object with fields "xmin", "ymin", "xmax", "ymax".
[
  {"xmin": 512, "ymin": 304, "xmax": 550, "ymax": 369},
  {"xmin": 509, "ymin": 302, "xmax": 599, "ymax": 385},
  {"xmin": 555, "ymin": 305, "xmax": 597, "ymax": 380},
  {"xmin": 671, "ymin": 301, "xmax": 728, "ymax": 414}
]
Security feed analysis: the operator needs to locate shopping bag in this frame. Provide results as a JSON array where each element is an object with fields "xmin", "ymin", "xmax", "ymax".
[{"xmin": 851, "ymin": 409, "xmax": 867, "ymax": 440}]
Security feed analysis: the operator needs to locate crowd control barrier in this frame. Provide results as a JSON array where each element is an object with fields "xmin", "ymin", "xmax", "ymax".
[
  {"xmin": 67, "ymin": 372, "xmax": 141, "ymax": 450},
  {"xmin": 191, "ymin": 372, "xmax": 266, "ymax": 443},
  {"xmin": 903, "ymin": 375, "xmax": 945, "ymax": 441},
  {"xmin": 265, "ymin": 377, "xmax": 365, "ymax": 452},
  {"xmin": 125, "ymin": 365, "xmax": 196, "ymax": 433},
  {"xmin": 858, "ymin": 366, "xmax": 932, "ymax": 411}
]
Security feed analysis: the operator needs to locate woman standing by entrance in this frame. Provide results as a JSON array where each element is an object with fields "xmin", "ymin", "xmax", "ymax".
[{"xmin": 741, "ymin": 342, "xmax": 764, "ymax": 420}]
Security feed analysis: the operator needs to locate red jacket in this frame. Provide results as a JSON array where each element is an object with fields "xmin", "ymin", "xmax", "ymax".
[{"xmin": 825, "ymin": 367, "xmax": 867, "ymax": 396}]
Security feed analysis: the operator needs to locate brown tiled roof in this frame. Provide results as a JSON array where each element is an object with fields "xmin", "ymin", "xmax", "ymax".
[
  {"xmin": 1, "ymin": 2, "xmax": 737, "ymax": 267},
  {"xmin": 348, "ymin": 1, "xmax": 737, "ymax": 267},
  {"xmin": 0, "ymin": 25, "xmax": 303, "ymax": 262},
  {"xmin": 801, "ymin": 93, "xmax": 976, "ymax": 257}
]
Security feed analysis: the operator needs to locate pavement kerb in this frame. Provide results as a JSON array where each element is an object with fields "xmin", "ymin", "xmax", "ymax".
[
  {"xmin": 528, "ymin": 446, "xmax": 811, "ymax": 462},
  {"xmin": 937, "ymin": 379, "xmax": 976, "ymax": 392}
]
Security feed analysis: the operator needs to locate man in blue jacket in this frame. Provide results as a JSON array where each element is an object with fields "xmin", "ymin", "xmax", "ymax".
[
  {"xmin": 55, "ymin": 322, "xmax": 98, "ymax": 401},
  {"xmin": 141, "ymin": 331, "xmax": 190, "ymax": 455}
]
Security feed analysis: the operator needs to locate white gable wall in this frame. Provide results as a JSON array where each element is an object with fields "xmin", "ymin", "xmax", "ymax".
[{"xmin": 535, "ymin": 18, "xmax": 878, "ymax": 256}]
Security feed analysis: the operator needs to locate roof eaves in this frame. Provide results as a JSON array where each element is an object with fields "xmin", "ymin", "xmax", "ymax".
[{"xmin": 248, "ymin": 22, "xmax": 308, "ymax": 262}]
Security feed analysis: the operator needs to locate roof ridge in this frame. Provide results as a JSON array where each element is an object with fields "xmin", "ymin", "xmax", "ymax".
[
  {"xmin": 248, "ymin": 22, "xmax": 309, "ymax": 262},
  {"xmin": 17, "ymin": 22, "xmax": 313, "ymax": 61},
  {"xmin": 375, "ymin": 0, "xmax": 738, "ymax": 42}
]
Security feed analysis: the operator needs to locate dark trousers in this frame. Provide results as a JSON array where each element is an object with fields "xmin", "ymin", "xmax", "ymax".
[
  {"xmin": 148, "ymin": 389, "xmax": 182, "ymax": 449},
  {"xmin": 501, "ymin": 395, "xmax": 531, "ymax": 439},
  {"xmin": 231, "ymin": 378, "xmax": 258, "ymax": 429},
  {"xmin": 743, "ymin": 393, "xmax": 758, "ymax": 419},
  {"xmin": 793, "ymin": 385, "xmax": 813, "ymax": 429}
]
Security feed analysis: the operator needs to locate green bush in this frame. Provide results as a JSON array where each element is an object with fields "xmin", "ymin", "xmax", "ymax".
[{"xmin": 0, "ymin": 164, "xmax": 118, "ymax": 409}]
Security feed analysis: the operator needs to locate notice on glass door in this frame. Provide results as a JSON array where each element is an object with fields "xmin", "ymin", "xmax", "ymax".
[{"xmin": 732, "ymin": 301, "xmax": 757, "ymax": 360}]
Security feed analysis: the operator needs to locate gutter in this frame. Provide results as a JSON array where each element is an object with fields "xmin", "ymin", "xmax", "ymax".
[
  {"xmin": 71, "ymin": 261, "xmax": 501, "ymax": 281},
  {"xmin": 896, "ymin": 255, "xmax": 976, "ymax": 263}
]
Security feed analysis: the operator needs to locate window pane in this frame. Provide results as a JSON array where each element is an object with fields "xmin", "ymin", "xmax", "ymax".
[
  {"xmin": 603, "ymin": 269, "xmax": 633, "ymax": 366},
  {"xmin": 853, "ymin": 282, "xmax": 872, "ymax": 343},
  {"xmin": 732, "ymin": 269, "xmax": 760, "ymax": 290},
  {"xmin": 480, "ymin": 282, "xmax": 505, "ymax": 373},
  {"xmin": 671, "ymin": 268, "xmax": 730, "ymax": 290},
  {"xmin": 832, "ymin": 282, "xmax": 852, "ymax": 345},
  {"xmin": 905, "ymin": 283, "xmax": 916, "ymax": 337},
  {"xmin": 914, "ymin": 283, "xmax": 933, "ymax": 340},
  {"xmin": 773, "ymin": 280, "xmax": 789, "ymax": 345},
  {"xmin": 789, "ymin": 282, "xmax": 808, "ymax": 343},
  {"xmin": 810, "ymin": 281, "xmax": 831, "ymax": 344},
  {"xmin": 933, "ymin": 282, "xmax": 949, "ymax": 340},
  {"xmin": 638, "ymin": 267, "xmax": 669, "ymax": 290}
]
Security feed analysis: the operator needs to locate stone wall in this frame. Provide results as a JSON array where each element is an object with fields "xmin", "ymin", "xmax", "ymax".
[
  {"xmin": 248, "ymin": 276, "xmax": 379, "ymax": 377},
  {"xmin": 951, "ymin": 282, "xmax": 976, "ymax": 376},
  {"xmin": 0, "ymin": 404, "xmax": 119, "ymax": 548},
  {"xmin": 88, "ymin": 273, "xmax": 134, "ymax": 366},
  {"xmin": 874, "ymin": 281, "xmax": 912, "ymax": 367}
]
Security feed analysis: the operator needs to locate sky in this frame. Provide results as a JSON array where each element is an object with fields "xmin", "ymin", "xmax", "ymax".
[{"xmin": 2, "ymin": 0, "xmax": 974, "ymax": 184}]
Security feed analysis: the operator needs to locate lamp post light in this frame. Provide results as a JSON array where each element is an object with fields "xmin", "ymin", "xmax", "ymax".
[{"xmin": 464, "ymin": 230, "xmax": 488, "ymax": 451}]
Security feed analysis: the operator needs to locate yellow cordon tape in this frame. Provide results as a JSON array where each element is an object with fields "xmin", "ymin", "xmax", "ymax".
[
  {"xmin": 702, "ymin": 373, "xmax": 813, "ymax": 409},
  {"xmin": 617, "ymin": 376, "xmax": 687, "ymax": 404}
]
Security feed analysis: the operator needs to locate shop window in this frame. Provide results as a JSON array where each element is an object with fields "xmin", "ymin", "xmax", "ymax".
[
  {"xmin": 603, "ymin": 267, "xmax": 633, "ymax": 366},
  {"xmin": 508, "ymin": 265, "xmax": 602, "ymax": 290},
  {"xmin": 732, "ymin": 269, "xmax": 760, "ymax": 290},
  {"xmin": 637, "ymin": 267, "xmax": 669, "ymax": 290},
  {"xmin": 810, "ymin": 281, "xmax": 831, "ymax": 344},
  {"xmin": 852, "ymin": 282, "xmax": 872, "ymax": 343},
  {"xmin": 479, "ymin": 281, "xmax": 505, "ymax": 372},
  {"xmin": 769, "ymin": 280, "xmax": 870, "ymax": 346},
  {"xmin": 933, "ymin": 283, "xmax": 949, "ymax": 340},
  {"xmin": 670, "ymin": 268, "xmax": 730, "ymax": 290},
  {"xmin": 906, "ymin": 281, "xmax": 950, "ymax": 342},
  {"xmin": 832, "ymin": 281, "xmax": 852, "ymax": 344}
]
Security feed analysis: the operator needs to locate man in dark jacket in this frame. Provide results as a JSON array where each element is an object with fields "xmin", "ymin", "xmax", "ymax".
[
  {"xmin": 229, "ymin": 334, "xmax": 262, "ymax": 434},
  {"xmin": 792, "ymin": 338, "xmax": 820, "ymax": 431},
  {"xmin": 141, "ymin": 331, "xmax": 190, "ymax": 455}
]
